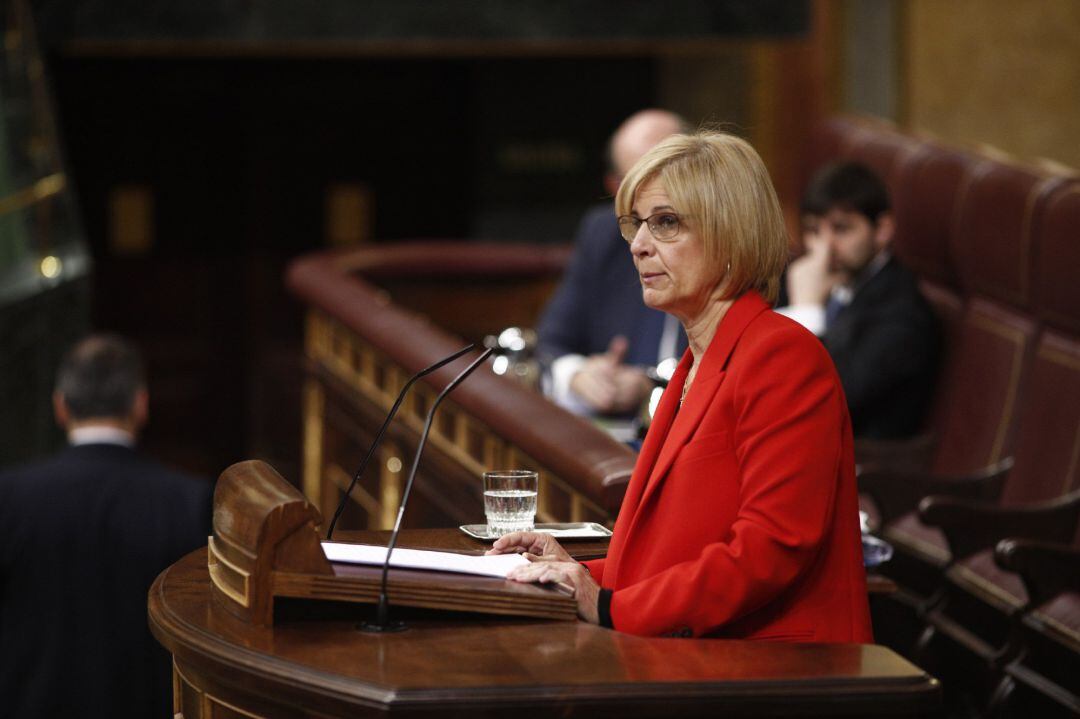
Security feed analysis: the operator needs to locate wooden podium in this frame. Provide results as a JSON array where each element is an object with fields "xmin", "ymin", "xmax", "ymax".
[
  {"xmin": 148, "ymin": 461, "xmax": 942, "ymax": 718},
  {"xmin": 205, "ymin": 460, "xmax": 576, "ymax": 624}
]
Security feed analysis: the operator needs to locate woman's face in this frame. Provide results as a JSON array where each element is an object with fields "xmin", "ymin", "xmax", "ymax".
[{"xmin": 626, "ymin": 177, "xmax": 723, "ymax": 323}]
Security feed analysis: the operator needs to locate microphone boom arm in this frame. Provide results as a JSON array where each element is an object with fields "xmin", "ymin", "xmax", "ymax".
[
  {"xmin": 369, "ymin": 346, "xmax": 495, "ymax": 631},
  {"xmin": 325, "ymin": 344, "xmax": 474, "ymax": 540}
]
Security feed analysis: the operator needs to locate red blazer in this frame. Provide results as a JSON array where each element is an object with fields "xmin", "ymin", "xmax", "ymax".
[{"xmin": 584, "ymin": 291, "xmax": 873, "ymax": 642}]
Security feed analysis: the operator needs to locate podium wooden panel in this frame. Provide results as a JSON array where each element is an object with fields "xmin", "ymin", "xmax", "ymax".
[
  {"xmin": 207, "ymin": 460, "xmax": 576, "ymax": 624},
  {"xmin": 151, "ymin": 530, "xmax": 941, "ymax": 719}
]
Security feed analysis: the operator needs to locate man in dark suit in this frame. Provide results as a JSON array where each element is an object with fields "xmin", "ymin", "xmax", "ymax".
[
  {"xmin": 778, "ymin": 162, "xmax": 940, "ymax": 439},
  {"xmin": 537, "ymin": 109, "xmax": 687, "ymax": 417},
  {"xmin": 0, "ymin": 335, "xmax": 212, "ymax": 719}
]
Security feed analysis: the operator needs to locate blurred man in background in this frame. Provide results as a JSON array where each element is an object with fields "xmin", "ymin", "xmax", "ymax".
[
  {"xmin": 537, "ymin": 109, "xmax": 688, "ymax": 419},
  {"xmin": 0, "ymin": 334, "xmax": 212, "ymax": 718},
  {"xmin": 778, "ymin": 162, "xmax": 940, "ymax": 439}
]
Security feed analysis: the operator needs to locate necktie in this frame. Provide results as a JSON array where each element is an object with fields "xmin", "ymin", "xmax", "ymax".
[{"xmin": 825, "ymin": 294, "xmax": 847, "ymax": 329}]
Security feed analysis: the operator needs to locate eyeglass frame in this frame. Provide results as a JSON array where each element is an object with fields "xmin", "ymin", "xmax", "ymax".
[{"xmin": 616, "ymin": 212, "xmax": 689, "ymax": 244}]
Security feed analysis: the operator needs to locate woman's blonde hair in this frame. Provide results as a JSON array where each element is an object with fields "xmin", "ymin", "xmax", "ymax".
[{"xmin": 614, "ymin": 131, "xmax": 788, "ymax": 303}]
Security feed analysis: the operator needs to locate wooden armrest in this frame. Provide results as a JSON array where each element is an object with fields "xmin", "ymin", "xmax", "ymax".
[
  {"xmin": 858, "ymin": 457, "xmax": 1012, "ymax": 527},
  {"xmin": 995, "ymin": 537, "xmax": 1080, "ymax": 607},
  {"xmin": 918, "ymin": 488, "xmax": 1080, "ymax": 560},
  {"xmin": 855, "ymin": 433, "xmax": 937, "ymax": 473}
]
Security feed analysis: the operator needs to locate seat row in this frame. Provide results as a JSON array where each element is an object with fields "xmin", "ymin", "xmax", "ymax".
[{"xmin": 807, "ymin": 116, "xmax": 1080, "ymax": 717}]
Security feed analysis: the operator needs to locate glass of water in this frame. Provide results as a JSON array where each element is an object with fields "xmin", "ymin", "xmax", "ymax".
[{"xmin": 483, "ymin": 469, "xmax": 538, "ymax": 537}]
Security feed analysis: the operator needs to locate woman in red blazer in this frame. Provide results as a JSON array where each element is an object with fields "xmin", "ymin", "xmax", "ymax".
[{"xmin": 490, "ymin": 131, "xmax": 873, "ymax": 643}]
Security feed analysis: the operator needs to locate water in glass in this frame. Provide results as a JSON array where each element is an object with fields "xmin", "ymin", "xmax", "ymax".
[
  {"xmin": 483, "ymin": 470, "xmax": 538, "ymax": 536},
  {"xmin": 484, "ymin": 489, "xmax": 537, "ymax": 536}
]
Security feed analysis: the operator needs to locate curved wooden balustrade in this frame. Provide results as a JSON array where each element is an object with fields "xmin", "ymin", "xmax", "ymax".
[
  {"xmin": 286, "ymin": 242, "xmax": 637, "ymax": 533},
  {"xmin": 150, "ymin": 536, "xmax": 942, "ymax": 719}
]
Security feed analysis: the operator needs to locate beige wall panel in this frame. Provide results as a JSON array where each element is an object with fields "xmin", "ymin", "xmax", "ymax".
[{"xmin": 904, "ymin": 0, "xmax": 1080, "ymax": 169}]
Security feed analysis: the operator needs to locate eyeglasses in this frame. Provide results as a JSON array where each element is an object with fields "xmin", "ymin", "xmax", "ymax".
[{"xmin": 617, "ymin": 212, "xmax": 685, "ymax": 243}]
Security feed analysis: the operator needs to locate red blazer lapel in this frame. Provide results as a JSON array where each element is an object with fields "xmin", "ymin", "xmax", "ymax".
[
  {"xmin": 619, "ymin": 352, "xmax": 689, "ymax": 512},
  {"xmin": 640, "ymin": 292, "xmax": 771, "ymax": 505},
  {"xmin": 603, "ymin": 351, "xmax": 690, "ymax": 586},
  {"xmin": 606, "ymin": 292, "xmax": 772, "ymax": 586},
  {"xmin": 632, "ymin": 367, "xmax": 725, "ymax": 516}
]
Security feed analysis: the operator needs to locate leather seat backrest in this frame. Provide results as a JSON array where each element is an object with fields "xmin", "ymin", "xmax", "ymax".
[
  {"xmin": 846, "ymin": 126, "xmax": 922, "ymax": 195},
  {"xmin": 951, "ymin": 159, "xmax": 1066, "ymax": 310},
  {"xmin": 924, "ymin": 155, "xmax": 1057, "ymax": 475},
  {"xmin": 917, "ymin": 281, "xmax": 964, "ymax": 434},
  {"xmin": 1001, "ymin": 331, "xmax": 1080, "ymax": 507},
  {"xmin": 891, "ymin": 146, "xmax": 974, "ymax": 288},
  {"xmin": 801, "ymin": 116, "xmax": 866, "ymax": 191},
  {"xmin": 1000, "ymin": 180, "xmax": 1080, "ymax": 516},
  {"xmin": 1033, "ymin": 181, "xmax": 1080, "ymax": 334},
  {"xmin": 929, "ymin": 298, "xmax": 1036, "ymax": 475}
]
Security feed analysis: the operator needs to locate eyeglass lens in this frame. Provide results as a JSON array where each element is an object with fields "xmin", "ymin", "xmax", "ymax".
[{"xmin": 618, "ymin": 213, "xmax": 681, "ymax": 243}]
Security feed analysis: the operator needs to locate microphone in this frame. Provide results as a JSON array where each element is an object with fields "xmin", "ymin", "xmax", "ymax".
[
  {"xmin": 361, "ymin": 346, "xmax": 495, "ymax": 633},
  {"xmin": 325, "ymin": 344, "xmax": 475, "ymax": 540}
]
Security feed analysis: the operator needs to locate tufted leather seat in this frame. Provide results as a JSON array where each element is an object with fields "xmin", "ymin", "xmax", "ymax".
[
  {"xmin": 915, "ymin": 195, "xmax": 1080, "ymax": 712},
  {"xmin": 809, "ymin": 118, "xmax": 1080, "ymax": 713}
]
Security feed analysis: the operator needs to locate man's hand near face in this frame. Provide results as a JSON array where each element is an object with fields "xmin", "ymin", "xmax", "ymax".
[
  {"xmin": 786, "ymin": 234, "xmax": 843, "ymax": 307},
  {"xmin": 570, "ymin": 335, "xmax": 653, "ymax": 415}
]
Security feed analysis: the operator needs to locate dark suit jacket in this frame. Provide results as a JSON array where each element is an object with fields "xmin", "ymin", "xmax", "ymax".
[
  {"xmin": 537, "ymin": 203, "xmax": 686, "ymax": 366},
  {"xmin": 584, "ymin": 292, "xmax": 872, "ymax": 641},
  {"xmin": 0, "ymin": 443, "xmax": 212, "ymax": 719},
  {"xmin": 824, "ymin": 257, "xmax": 940, "ymax": 439}
]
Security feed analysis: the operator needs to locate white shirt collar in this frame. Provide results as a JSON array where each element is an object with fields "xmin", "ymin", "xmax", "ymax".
[
  {"xmin": 68, "ymin": 426, "xmax": 136, "ymax": 448},
  {"xmin": 831, "ymin": 250, "xmax": 892, "ymax": 306}
]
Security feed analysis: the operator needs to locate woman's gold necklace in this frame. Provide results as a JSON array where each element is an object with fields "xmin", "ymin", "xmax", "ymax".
[{"xmin": 680, "ymin": 364, "xmax": 698, "ymax": 405}]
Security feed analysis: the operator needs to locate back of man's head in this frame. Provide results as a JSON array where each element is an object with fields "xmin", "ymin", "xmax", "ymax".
[
  {"xmin": 605, "ymin": 109, "xmax": 689, "ymax": 190},
  {"xmin": 800, "ymin": 161, "xmax": 890, "ymax": 223},
  {"xmin": 55, "ymin": 335, "xmax": 145, "ymax": 421}
]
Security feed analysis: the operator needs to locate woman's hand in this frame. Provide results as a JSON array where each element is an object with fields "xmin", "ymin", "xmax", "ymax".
[
  {"xmin": 506, "ymin": 559, "xmax": 601, "ymax": 624},
  {"xmin": 485, "ymin": 531, "xmax": 572, "ymax": 563}
]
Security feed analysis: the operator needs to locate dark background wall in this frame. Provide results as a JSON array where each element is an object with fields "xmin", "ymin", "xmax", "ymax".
[{"xmin": 7, "ymin": 0, "xmax": 811, "ymax": 481}]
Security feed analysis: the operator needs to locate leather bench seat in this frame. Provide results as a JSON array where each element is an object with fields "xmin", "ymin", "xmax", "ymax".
[{"xmin": 810, "ymin": 116, "xmax": 1080, "ymax": 715}]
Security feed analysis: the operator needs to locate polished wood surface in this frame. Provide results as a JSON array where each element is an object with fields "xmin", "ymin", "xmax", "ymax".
[
  {"xmin": 150, "ymin": 532, "xmax": 940, "ymax": 718},
  {"xmin": 209, "ymin": 460, "xmax": 333, "ymax": 625},
  {"xmin": 208, "ymin": 461, "xmax": 575, "ymax": 624}
]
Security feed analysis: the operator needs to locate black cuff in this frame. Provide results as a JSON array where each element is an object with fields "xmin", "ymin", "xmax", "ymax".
[{"xmin": 597, "ymin": 588, "xmax": 614, "ymax": 629}]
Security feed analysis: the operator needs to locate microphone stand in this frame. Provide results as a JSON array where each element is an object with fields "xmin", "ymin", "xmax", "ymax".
[
  {"xmin": 325, "ymin": 344, "xmax": 474, "ymax": 540},
  {"xmin": 360, "ymin": 347, "xmax": 495, "ymax": 633}
]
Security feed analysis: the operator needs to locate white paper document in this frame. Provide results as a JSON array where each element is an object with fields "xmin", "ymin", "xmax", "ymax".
[{"xmin": 321, "ymin": 542, "xmax": 529, "ymax": 578}]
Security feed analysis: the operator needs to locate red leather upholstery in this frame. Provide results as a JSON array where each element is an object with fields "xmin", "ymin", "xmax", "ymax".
[
  {"xmin": 802, "ymin": 116, "xmax": 865, "ymax": 190},
  {"xmin": 892, "ymin": 147, "xmax": 975, "ymax": 286},
  {"xmin": 884, "ymin": 299, "xmax": 1035, "ymax": 583},
  {"xmin": 948, "ymin": 549, "xmax": 1028, "ymax": 611},
  {"xmin": 928, "ymin": 299, "xmax": 1036, "ymax": 475},
  {"xmin": 952, "ymin": 161, "xmax": 1066, "ymax": 309},
  {"xmin": 1000, "ymin": 332, "xmax": 1080, "ymax": 514},
  {"xmin": 1034, "ymin": 181, "xmax": 1080, "ymax": 333},
  {"xmin": 808, "ymin": 117, "xmax": 1080, "ymax": 711},
  {"xmin": 846, "ymin": 125, "xmax": 924, "ymax": 198},
  {"xmin": 917, "ymin": 282, "xmax": 964, "ymax": 435}
]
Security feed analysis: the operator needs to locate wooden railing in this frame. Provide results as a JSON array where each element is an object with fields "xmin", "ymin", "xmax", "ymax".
[{"xmin": 286, "ymin": 242, "xmax": 637, "ymax": 533}]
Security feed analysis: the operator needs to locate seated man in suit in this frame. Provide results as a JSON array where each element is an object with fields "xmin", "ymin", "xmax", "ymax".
[
  {"xmin": 777, "ymin": 162, "xmax": 940, "ymax": 439},
  {"xmin": 0, "ymin": 334, "xmax": 213, "ymax": 719},
  {"xmin": 537, "ymin": 109, "xmax": 688, "ymax": 418}
]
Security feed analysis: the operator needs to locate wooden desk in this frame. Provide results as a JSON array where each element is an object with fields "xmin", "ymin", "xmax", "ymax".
[{"xmin": 150, "ymin": 531, "xmax": 939, "ymax": 718}]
